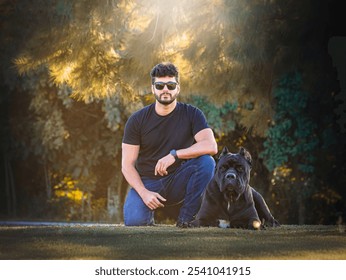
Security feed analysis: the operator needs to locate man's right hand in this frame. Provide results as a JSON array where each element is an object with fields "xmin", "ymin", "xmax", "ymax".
[{"xmin": 139, "ymin": 189, "xmax": 167, "ymax": 210}]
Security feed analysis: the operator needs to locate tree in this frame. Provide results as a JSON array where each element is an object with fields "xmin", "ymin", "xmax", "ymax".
[{"xmin": 1, "ymin": 0, "xmax": 344, "ymax": 223}]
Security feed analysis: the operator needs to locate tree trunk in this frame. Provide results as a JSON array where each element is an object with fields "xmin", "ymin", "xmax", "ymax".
[
  {"xmin": 44, "ymin": 163, "xmax": 52, "ymax": 200},
  {"xmin": 107, "ymin": 185, "xmax": 120, "ymax": 223},
  {"xmin": 298, "ymin": 191, "xmax": 306, "ymax": 225},
  {"xmin": 4, "ymin": 154, "xmax": 16, "ymax": 217}
]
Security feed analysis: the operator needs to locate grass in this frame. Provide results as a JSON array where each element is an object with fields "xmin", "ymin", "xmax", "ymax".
[{"xmin": 0, "ymin": 224, "xmax": 345, "ymax": 260}]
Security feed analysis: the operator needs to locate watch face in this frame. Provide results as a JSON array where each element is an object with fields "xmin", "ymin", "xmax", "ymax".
[{"xmin": 170, "ymin": 150, "xmax": 177, "ymax": 158}]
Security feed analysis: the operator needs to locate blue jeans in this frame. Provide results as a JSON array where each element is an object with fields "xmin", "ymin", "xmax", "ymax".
[{"xmin": 123, "ymin": 155, "xmax": 215, "ymax": 226}]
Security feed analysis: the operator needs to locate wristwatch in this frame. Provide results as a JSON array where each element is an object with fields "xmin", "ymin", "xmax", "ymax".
[{"xmin": 170, "ymin": 149, "xmax": 179, "ymax": 160}]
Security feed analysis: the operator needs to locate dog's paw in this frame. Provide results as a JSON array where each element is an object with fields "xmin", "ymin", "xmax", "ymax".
[
  {"xmin": 263, "ymin": 218, "xmax": 280, "ymax": 228},
  {"xmin": 188, "ymin": 219, "xmax": 220, "ymax": 227},
  {"xmin": 188, "ymin": 221, "xmax": 199, "ymax": 227},
  {"xmin": 218, "ymin": 219, "xmax": 230, "ymax": 228},
  {"xmin": 248, "ymin": 220, "xmax": 261, "ymax": 230}
]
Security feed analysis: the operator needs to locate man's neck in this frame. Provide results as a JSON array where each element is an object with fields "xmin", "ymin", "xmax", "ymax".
[{"xmin": 155, "ymin": 100, "xmax": 177, "ymax": 116}]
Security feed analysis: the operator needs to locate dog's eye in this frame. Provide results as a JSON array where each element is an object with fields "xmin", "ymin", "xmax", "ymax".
[
  {"xmin": 236, "ymin": 166, "xmax": 244, "ymax": 172},
  {"xmin": 219, "ymin": 166, "xmax": 227, "ymax": 172}
]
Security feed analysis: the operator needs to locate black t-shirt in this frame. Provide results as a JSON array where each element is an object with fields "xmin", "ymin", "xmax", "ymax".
[{"xmin": 122, "ymin": 102, "xmax": 209, "ymax": 178}]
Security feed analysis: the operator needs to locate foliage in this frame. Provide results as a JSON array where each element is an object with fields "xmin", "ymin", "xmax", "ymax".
[
  {"xmin": 10, "ymin": 66, "xmax": 126, "ymax": 220},
  {"xmin": 54, "ymin": 176, "xmax": 86, "ymax": 203},
  {"xmin": 259, "ymin": 70, "xmax": 345, "ymax": 224},
  {"xmin": 14, "ymin": 0, "xmax": 323, "ymax": 136},
  {"xmin": 189, "ymin": 95, "xmax": 238, "ymax": 137},
  {"xmin": 261, "ymin": 72, "xmax": 318, "ymax": 173},
  {"xmin": 0, "ymin": 0, "xmax": 345, "ymax": 224}
]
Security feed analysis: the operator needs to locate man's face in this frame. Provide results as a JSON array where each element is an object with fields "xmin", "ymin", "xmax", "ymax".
[{"xmin": 152, "ymin": 76, "xmax": 180, "ymax": 105}]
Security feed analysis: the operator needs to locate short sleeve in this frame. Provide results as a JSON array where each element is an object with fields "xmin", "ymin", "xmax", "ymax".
[
  {"xmin": 191, "ymin": 107, "xmax": 209, "ymax": 136},
  {"xmin": 122, "ymin": 114, "xmax": 141, "ymax": 145}
]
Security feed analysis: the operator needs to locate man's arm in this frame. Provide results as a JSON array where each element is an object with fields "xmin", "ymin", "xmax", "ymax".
[
  {"xmin": 176, "ymin": 128, "xmax": 218, "ymax": 159},
  {"xmin": 154, "ymin": 128, "xmax": 218, "ymax": 176},
  {"xmin": 121, "ymin": 143, "xmax": 166, "ymax": 210}
]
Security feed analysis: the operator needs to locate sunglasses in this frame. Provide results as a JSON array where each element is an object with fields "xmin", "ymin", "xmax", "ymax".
[{"xmin": 154, "ymin": 82, "xmax": 178, "ymax": 90}]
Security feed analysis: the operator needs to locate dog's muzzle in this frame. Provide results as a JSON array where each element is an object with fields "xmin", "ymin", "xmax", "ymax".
[
  {"xmin": 225, "ymin": 171, "xmax": 237, "ymax": 180},
  {"xmin": 223, "ymin": 188, "xmax": 241, "ymax": 202},
  {"xmin": 221, "ymin": 172, "xmax": 242, "ymax": 201}
]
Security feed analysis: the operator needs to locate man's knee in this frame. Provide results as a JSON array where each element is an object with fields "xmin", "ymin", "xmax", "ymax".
[
  {"xmin": 123, "ymin": 189, "xmax": 154, "ymax": 226},
  {"xmin": 124, "ymin": 216, "xmax": 153, "ymax": 226},
  {"xmin": 196, "ymin": 154, "xmax": 215, "ymax": 173},
  {"xmin": 123, "ymin": 208, "xmax": 154, "ymax": 226}
]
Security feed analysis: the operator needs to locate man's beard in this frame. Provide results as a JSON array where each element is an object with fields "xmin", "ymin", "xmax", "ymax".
[{"xmin": 154, "ymin": 92, "xmax": 177, "ymax": 105}]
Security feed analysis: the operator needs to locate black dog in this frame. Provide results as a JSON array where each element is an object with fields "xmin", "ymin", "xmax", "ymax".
[{"xmin": 190, "ymin": 147, "xmax": 279, "ymax": 229}]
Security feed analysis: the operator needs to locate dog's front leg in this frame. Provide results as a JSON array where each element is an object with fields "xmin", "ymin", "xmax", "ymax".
[
  {"xmin": 190, "ymin": 181, "xmax": 224, "ymax": 227},
  {"xmin": 251, "ymin": 187, "xmax": 280, "ymax": 227}
]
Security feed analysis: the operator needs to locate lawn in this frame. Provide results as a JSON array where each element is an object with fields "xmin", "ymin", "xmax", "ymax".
[{"xmin": 0, "ymin": 223, "xmax": 345, "ymax": 260}]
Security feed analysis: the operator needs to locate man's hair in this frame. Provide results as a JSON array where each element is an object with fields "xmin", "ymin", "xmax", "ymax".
[{"xmin": 150, "ymin": 62, "xmax": 179, "ymax": 84}]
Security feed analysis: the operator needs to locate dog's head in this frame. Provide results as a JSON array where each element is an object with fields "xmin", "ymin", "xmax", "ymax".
[{"xmin": 214, "ymin": 146, "xmax": 252, "ymax": 202}]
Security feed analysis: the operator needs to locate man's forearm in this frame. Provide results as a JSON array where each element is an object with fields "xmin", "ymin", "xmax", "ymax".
[
  {"xmin": 121, "ymin": 165, "xmax": 147, "ymax": 197},
  {"xmin": 122, "ymin": 164, "xmax": 166, "ymax": 210},
  {"xmin": 176, "ymin": 139, "xmax": 218, "ymax": 160}
]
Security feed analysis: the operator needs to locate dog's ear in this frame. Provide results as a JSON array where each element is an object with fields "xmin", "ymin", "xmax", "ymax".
[
  {"xmin": 239, "ymin": 147, "xmax": 252, "ymax": 167},
  {"xmin": 219, "ymin": 146, "xmax": 229, "ymax": 159}
]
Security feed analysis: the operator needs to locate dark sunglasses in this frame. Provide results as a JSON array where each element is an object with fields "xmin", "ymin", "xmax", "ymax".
[{"xmin": 154, "ymin": 82, "xmax": 178, "ymax": 90}]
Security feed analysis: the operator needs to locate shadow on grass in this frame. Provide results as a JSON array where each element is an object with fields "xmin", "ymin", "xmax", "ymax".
[{"xmin": 0, "ymin": 224, "xmax": 345, "ymax": 259}]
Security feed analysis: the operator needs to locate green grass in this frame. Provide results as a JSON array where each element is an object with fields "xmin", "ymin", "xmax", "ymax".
[{"xmin": 0, "ymin": 224, "xmax": 345, "ymax": 260}]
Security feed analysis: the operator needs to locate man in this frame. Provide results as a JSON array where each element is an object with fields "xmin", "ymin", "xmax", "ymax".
[{"xmin": 122, "ymin": 62, "xmax": 218, "ymax": 227}]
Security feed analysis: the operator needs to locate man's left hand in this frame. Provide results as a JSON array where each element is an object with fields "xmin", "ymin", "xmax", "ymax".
[{"xmin": 154, "ymin": 153, "xmax": 175, "ymax": 176}]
